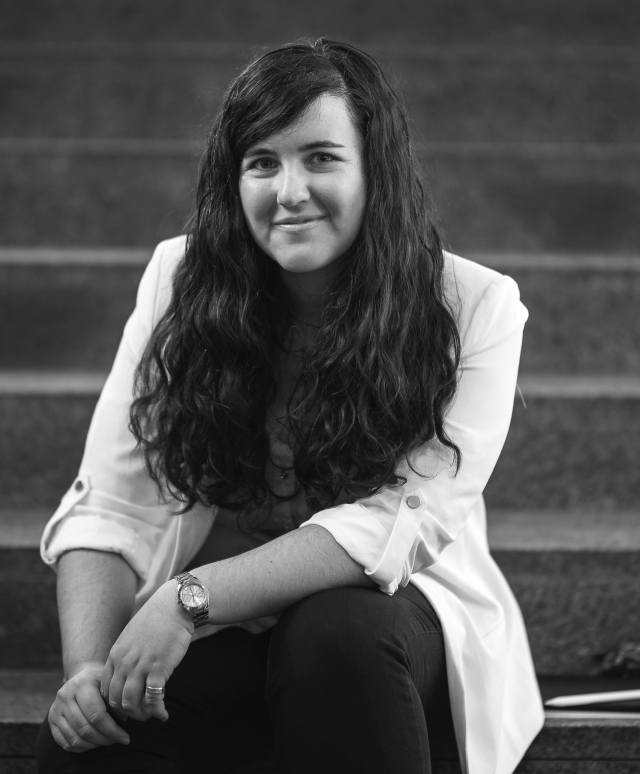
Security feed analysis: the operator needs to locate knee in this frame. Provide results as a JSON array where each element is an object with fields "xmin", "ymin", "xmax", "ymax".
[{"xmin": 268, "ymin": 587, "xmax": 397, "ymax": 682}]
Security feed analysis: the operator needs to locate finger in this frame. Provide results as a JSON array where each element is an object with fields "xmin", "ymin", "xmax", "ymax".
[
  {"xmin": 121, "ymin": 673, "xmax": 147, "ymax": 720},
  {"xmin": 143, "ymin": 695, "xmax": 169, "ymax": 723},
  {"xmin": 105, "ymin": 656, "xmax": 127, "ymax": 715},
  {"xmin": 108, "ymin": 673, "xmax": 128, "ymax": 715},
  {"xmin": 100, "ymin": 659, "xmax": 114, "ymax": 703},
  {"xmin": 55, "ymin": 714, "xmax": 99, "ymax": 753},
  {"xmin": 76, "ymin": 683, "xmax": 130, "ymax": 745},
  {"xmin": 142, "ymin": 672, "xmax": 169, "ymax": 722},
  {"xmin": 50, "ymin": 718, "xmax": 72, "ymax": 751},
  {"xmin": 62, "ymin": 701, "xmax": 116, "ymax": 748}
]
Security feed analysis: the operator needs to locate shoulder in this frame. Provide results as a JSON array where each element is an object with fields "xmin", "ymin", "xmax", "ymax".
[
  {"xmin": 137, "ymin": 235, "xmax": 188, "ymax": 325},
  {"xmin": 146, "ymin": 234, "xmax": 188, "ymax": 287},
  {"xmin": 442, "ymin": 251, "xmax": 529, "ymax": 353}
]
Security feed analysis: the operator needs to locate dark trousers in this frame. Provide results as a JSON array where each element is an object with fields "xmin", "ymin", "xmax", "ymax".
[{"xmin": 36, "ymin": 584, "xmax": 456, "ymax": 773}]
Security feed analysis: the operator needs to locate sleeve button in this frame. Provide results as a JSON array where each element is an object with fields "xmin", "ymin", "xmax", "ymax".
[
  {"xmin": 74, "ymin": 480, "xmax": 84, "ymax": 492},
  {"xmin": 406, "ymin": 495, "xmax": 421, "ymax": 509}
]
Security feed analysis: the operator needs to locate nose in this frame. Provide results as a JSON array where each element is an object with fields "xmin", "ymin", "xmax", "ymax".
[{"xmin": 276, "ymin": 164, "xmax": 310, "ymax": 207}]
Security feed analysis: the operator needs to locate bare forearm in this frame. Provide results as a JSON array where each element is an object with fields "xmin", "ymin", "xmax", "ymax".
[
  {"xmin": 57, "ymin": 550, "xmax": 137, "ymax": 679},
  {"xmin": 191, "ymin": 524, "xmax": 375, "ymax": 624}
]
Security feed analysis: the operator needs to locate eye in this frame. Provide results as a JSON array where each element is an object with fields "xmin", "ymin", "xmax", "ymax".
[
  {"xmin": 310, "ymin": 152, "xmax": 337, "ymax": 165},
  {"xmin": 243, "ymin": 156, "xmax": 277, "ymax": 172},
  {"xmin": 250, "ymin": 157, "xmax": 277, "ymax": 171}
]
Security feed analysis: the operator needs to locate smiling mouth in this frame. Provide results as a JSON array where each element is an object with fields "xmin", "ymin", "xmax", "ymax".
[{"xmin": 272, "ymin": 216, "xmax": 326, "ymax": 232}]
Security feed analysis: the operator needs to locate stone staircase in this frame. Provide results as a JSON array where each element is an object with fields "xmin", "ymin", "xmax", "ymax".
[{"xmin": 2, "ymin": 2, "xmax": 640, "ymax": 771}]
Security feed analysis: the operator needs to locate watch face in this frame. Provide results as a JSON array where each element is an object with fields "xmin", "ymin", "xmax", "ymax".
[{"xmin": 180, "ymin": 583, "xmax": 206, "ymax": 609}]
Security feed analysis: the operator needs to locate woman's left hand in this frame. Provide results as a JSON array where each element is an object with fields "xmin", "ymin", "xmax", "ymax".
[{"xmin": 100, "ymin": 581, "xmax": 193, "ymax": 723}]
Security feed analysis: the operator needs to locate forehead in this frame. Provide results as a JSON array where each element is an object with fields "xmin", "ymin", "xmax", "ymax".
[{"xmin": 246, "ymin": 94, "xmax": 361, "ymax": 152}]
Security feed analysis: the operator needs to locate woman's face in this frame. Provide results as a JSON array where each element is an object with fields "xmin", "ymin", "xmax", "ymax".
[{"xmin": 239, "ymin": 94, "xmax": 366, "ymax": 277}]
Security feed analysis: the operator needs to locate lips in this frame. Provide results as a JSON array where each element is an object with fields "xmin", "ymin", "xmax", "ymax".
[{"xmin": 272, "ymin": 215, "xmax": 326, "ymax": 231}]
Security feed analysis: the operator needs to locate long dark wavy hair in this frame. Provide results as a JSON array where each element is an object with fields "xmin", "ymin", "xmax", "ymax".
[{"xmin": 130, "ymin": 38, "xmax": 462, "ymax": 520}]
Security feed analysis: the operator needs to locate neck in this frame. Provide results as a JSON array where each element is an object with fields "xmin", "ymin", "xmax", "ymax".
[{"xmin": 278, "ymin": 258, "xmax": 342, "ymax": 325}]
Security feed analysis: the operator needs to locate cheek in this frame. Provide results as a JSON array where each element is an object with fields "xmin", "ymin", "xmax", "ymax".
[
  {"xmin": 351, "ymin": 181, "xmax": 367, "ymax": 230},
  {"xmin": 336, "ymin": 178, "xmax": 366, "ymax": 235},
  {"xmin": 239, "ymin": 181, "xmax": 270, "ymax": 231},
  {"xmin": 320, "ymin": 179, "xmax": 364, "ymax": 225}
]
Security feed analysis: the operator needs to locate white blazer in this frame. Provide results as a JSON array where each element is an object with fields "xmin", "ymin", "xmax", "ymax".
[{"xmin": 41, "ymin": 235, "xmax": 545, "ymax": 774}]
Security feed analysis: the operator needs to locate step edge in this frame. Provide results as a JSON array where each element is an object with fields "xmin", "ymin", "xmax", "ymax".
[
  {"xmin": 544, "ymin": 710, "xmax": 640, "ymax": 723},
  {"xmin": 0, "ymin": 508, "xmax": 52, "ymax": 549},
  {"xmin": 0, "ymin": 372, "xmax": 108, "ymax": 395},
  {"xmin": 1, "ymin": 248, "xmax": 638, "ymax": 271},
  {"xmin": 2, "ymin": 508, "xmax": 640, "ymax": 551},
  {"xmin": 0, "ymin": 247, "xmax": 152, "ymax": 266},
  {"xmin": 486, "ymin": 509, "xmax": 640, "ymax": 551},
  {"xmin": 2, "ymin": 372, "xmax": 639, "ymax": 398},
  {"xmin": 518, "ymin": 375, "xmax": 640, "ymax": 398},
  {"xmin": 469, "ymin": 253, "xmax": 640, "ymax": 271}
]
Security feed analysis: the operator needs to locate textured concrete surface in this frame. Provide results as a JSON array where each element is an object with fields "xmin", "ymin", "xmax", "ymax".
[
  {"xmin": 494, "ymin": 550, "xmax": 640, "ymax": 674},
  {"xmin": 0, "ymin": 551, "xmax": 60, "ymax": 669},
  {"xmin": 0, "ymin": 154, "xmax": 196, "ymax": 247},
  {"xmin": 0, "ymin": 759, "xmax": 36, "ymax": 774},
  {"xmin": 511, "ymin": 268, "xmax": 640, "ymax": 375},
  {"xmin": 0, "ymin": 265, "xmax": 142, "ymax": 369},
  {"xmin": 2, "ymin": 263, "xmax": 640, "ymax": 373},
  {"xmin": 527, "ymin": 714, "xmax": 640, "ymax": 759},
  {"xmin": 486, "ymin": 397, "xmax": 640, "ymax": 510},
  {"xmin": 1, "ymin": 56, "xmax": 638, "ymax": 144},
  {"xmin": 430, "ymin": 155, "xmax": 640, "ymax": 254},
  {"xmin": 0, "ymin": 670, "xmax": 60, "ymax": 725},
  {"xmin": 0, "ymin": 395, "xmax": 96, "ymax": 509},
  {"xmin": 4, "ymin": 0, "xmax": 640, "ymax": 45}
]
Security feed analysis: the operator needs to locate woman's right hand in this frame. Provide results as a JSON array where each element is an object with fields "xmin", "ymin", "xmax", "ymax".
[{"xmin": 48, "ymin": 660, "xmax": 131, "ymax": 753}]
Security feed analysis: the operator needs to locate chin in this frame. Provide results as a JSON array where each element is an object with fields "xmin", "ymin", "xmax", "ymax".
[{"xmin": 273, "ymin": 253, "xmax": 331, "ymax": 274}]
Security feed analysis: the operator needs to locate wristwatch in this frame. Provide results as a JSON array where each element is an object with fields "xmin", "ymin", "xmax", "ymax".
[{"xmin": 173, "ymin": 571, "xmax": 210, "ymax": 628}]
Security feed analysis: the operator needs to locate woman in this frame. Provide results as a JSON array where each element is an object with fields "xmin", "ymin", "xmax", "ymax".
[{"xmin": 36, "ymin": 39, "xmax": 543, "ymax": 774}]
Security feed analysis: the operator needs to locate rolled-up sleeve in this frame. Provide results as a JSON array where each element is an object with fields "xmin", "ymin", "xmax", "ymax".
[
  {"xmin": 40, "ymin": 238, "xmax": 183, "ymax": 582},
  {"xmin": 300, "ymin": 273, "xmax": 528, "ymax": 594}
]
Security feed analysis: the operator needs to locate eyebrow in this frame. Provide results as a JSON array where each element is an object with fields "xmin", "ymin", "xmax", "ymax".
[{"xmin": 243, "ymin": 140, "xmax": 346, "ymax": 159}]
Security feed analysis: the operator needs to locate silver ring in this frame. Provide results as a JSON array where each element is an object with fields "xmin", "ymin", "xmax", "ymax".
[{"xmin": 145, "ymin": 685, "xmax": 165, "ymax": 695}]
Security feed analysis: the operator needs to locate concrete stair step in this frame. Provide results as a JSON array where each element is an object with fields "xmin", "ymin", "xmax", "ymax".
[
  {"xmin": 0, "ymin": 376, "xmax": 638, "ymax": 511},
  {"xmin": 0, "ymin": 261, "xmax": 141, "ymax": 371},
  {"xmin": 2, "ymin": 252, "xmax": 639, "ymax": 373},
  {"xmin": 491, "ymin": 512, "xmax": 640, "ymax": 675},
  {"xmin": 4, "ymin": 0, "xmax": 640, "ymax": 45},
  {"xmin": 1, "ymin": 506, "xmax": 640, "ymax": 673},
  {"xmin": 495, "ymin": 547, "xmax": 640, "ymax": 675},
  {"xmin": 0, "ymin": 549, "xmax": 59, "ymax": 670},
  {"xmin": 1, "ymin": 670, "xmax": 639, "ymax": 773},
  {"xmin": 487, "ymin": 391, "xmax": 640, "ymax": 511},
  {"xmin": 0, "ymin": 151, "xmax": 194, "ymax": 247},
  {"xmin": 2, "ymin": 51, "xmax": 638, "ymax": 144},
  {"xmin": 2, "ymin": 150, "xmax": 640, "ymax": 251}
]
